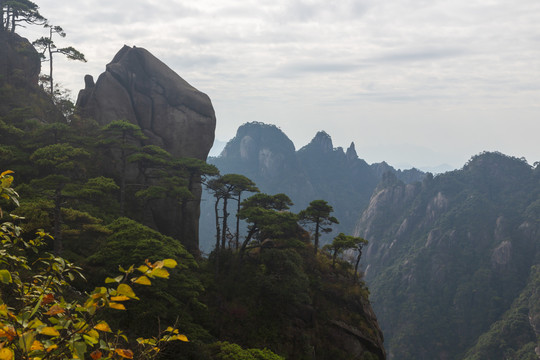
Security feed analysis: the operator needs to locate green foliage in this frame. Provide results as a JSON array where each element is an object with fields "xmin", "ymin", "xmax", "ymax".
[
  {"xmin": 209, "ymin": 341, "xmax": 284, "ymax": 360},
  {"xmin": 298, "ymin": 199, "xmax": 339, "ymax": 253},
  {"xmin": 0, "ymin": 171, "xmax": 187, "ymax": 360},
  {"xmin": 462, "ymin": 265, "xmax": 540, "ymax": 360},
  {"xmin": 30, "ymin": 143, "xmax": 89, "ymax": 173},
  {"xmin": 323, "ymin": 232, "xmax": 367, "ymax": 269},
  {"xmin": 360, "ymin": 152, "xmax": 540, "ymax": 359},
  {"xmin": 1, "ymin": 0, "xmax": 45, "ymax": 33},
  {"xmin": 86, "ymin": 218, "xmax": 207, "ymax": 339},
  {"xmin": 238, "ymin": 193, "xmax": 300, "ymax": 252},
  {"xmin": 33, "ymin": 24, "xmax": 87, "ymax": 98}
]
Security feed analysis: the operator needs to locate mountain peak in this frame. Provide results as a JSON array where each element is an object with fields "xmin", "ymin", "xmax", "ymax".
[
  {"xmin": 346, "ymin": 142, "xmax": 358, "ymax": 160},
  {"xmin": 300, "ymin": 131, "xmax": 333, "ymax": 153}
]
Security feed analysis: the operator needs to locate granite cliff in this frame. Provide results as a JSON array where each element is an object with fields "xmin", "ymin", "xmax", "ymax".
[{"xmin": 76, "ymin": 45, "xmax": 216, "ymax": 253}]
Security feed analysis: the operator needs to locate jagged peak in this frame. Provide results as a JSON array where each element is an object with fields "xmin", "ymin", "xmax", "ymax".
[
  {"xmin": 346, "ymin": 142, "xmax": 358, "ymax": 160},
  {"xmin": 300, "ymin": 130, "xmax": 333, "ymax": 153}
]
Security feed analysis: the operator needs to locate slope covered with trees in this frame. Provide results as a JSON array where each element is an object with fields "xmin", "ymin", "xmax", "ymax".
[
  {"xmin": 0, "ymin": 5, "xmax": 386, "ymax": 358},
  {"xmin": 203, "ymin": 122, "xmax": 424, "ymax": 252},
  {"xmin": 355, "ymin": 152, "xmax": 540, "ymax": 359}
]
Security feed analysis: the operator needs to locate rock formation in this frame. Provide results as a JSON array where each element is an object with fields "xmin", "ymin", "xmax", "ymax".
[
  {"xmin": 76, "ymin": 45, "xmax": 216, "ymax": 254},
  {"xmin": 0, "ymin": 31, "xmax": 63, "ymax": 125},
  {"xmin": 0, "ymin": 31, "xmax": 40, "ymax": 86},
  {"xmin": 203, "ymin": 122, "xmax": 425, "ymax": 253}
]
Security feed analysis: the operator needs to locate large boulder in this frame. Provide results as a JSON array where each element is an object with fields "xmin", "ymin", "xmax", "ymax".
[{"xmin": 76, "ymin": 45, "xmax": 216, "ymax": 254}]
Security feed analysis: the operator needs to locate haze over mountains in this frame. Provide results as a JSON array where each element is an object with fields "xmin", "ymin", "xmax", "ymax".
[
  {"xmin": 200, "ymin": 122, "xmax": 425, "ymax": 253},
  {"xmin": 202, "ymin": 122, "xmax": 540, "ymax": 360},
  {"xmin": 210, "ymin": 138, "xmax": 456, "ymax": 173}
]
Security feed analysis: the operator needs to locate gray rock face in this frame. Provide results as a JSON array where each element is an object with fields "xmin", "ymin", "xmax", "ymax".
[
  {"xmin": 77, "ymin": 45, "xmax": 215, "ymax": 159},
  {"xmin": 0, "ymin": 31, "xmax": 40, "ymax": 86},
  {"xmin": 76, "ymin": 45, "xmax": 216, "ymax": 254}
]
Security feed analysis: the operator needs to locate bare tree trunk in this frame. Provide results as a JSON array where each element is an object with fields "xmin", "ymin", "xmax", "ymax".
[
  {"xmin": 221, "ymin": 197, "xmax": 228, "ymax": 249},
  {"xmin": 354, "ymin": 249, "xmax": 363, "ymax": 277},
  {"xmin": 214, "ymin": 198, "xmax": 221, "ymax": 251},
  {"xmin": 53, "ymin": 187, "xmax": 63, "ymax": 255},
  {"xmin": 235, "ymin": 195, "xmax": 241, "ymax": 249},
  {"xmin": 314, "ymin": 220, "xmax": 320, "ymax": 254},
  {"xmin": 48, "ymin": 33, "xmax": 54, "ymax": 97},
  {"xmin": 0, "ymin": 1, "xmax": 5, "ymax": 32}
]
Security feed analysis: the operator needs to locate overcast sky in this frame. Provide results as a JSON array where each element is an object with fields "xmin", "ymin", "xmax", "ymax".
[{"xmin": 20, "ymin": 0, "xmax": 540, "ymax": 170}]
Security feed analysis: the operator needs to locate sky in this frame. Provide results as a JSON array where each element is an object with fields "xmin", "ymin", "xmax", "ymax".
[{"xmin": 19, "ymin": 0, "xmax": 540, "ymax": 171}]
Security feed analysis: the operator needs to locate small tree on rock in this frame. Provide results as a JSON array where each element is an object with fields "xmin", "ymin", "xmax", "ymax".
[
  {"xmin": 1, "ymin": 0, "xmax": 45, "ymax": 33},
  {"xmin": 33, "ymin": 24, "xmax": 86, "ymax": 98},
  {"xmin": 324, "ymin": 233, "xmax": 368, "ymax": 270},
  {"xmin": 298, "ymin": 199, "xmax": 339, "ymax": 254}
]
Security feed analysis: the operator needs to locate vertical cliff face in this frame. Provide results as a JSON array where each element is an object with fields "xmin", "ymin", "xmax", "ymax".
[
  {"xmin": 76, "ymin": 45, "xmax": 216, "ymax": 253},
  {"xmin": 354, "ymin": 152, "xmax": 540, "ymax": 359}
]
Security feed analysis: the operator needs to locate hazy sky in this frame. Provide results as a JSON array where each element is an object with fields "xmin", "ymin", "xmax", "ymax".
[{"xmin": 20, "ymin": 0, "xmax": 540, "ymax": 170}]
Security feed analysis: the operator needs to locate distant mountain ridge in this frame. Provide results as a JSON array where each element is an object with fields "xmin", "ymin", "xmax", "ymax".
[
  {"xmin": 200, "ymin": 121, "xmax": 425, "ymax": 252},
  {"xmin": 355, "ymin": 151, "xmax": 540, "ymax": 359}
]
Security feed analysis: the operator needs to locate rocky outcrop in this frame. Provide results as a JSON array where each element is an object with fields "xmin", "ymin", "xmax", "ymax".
[
  {"xmin": 298, "ymin": 131, "xmax": 333, "ymax": 154},
  {"xmin": 219, "ymin": 122, "xmax": 301, "ymax": 180},
  {"xmin": 0, "ymin": 31, "xmax": 40, "ymax": 86},
  {"xmin": 77, "ymin": 45, "xmax": 215, "ymax": 159},
  {"xmin": 0, "ymin": 31, "xmax": 63, "ymax": 125},
  {"xmin": 76, "ymin": 45, "xmax": 216, "ymax": 253}
]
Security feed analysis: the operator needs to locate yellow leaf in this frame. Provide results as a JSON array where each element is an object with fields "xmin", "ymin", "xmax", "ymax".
[
  {"xmin": 116, "ymin": 284, "xmax": 136, "ymax": 298},
  {"xmin": 114, "ymin": 349, "xmax": 134, "ymax": 359},
  {"xmin": 149, "ymin": 268, "xmax": 169, "ymax": 279},
  {"xmin": 0, "ymin": 270, "xmax": 12, "ymax": 284},
  {"xmin": 0, "ymin": 326, "xmax": 16, "ymax": 340},
  {"xmin": 0, "ymin": 304, "xmax": 8, "ymax": 316},
  {"xmin": 0, "ymin": 348, "xmax": 14, "ymax": 360},
  {"xmin": 136, "ymin": 265, "xmax": 149, "ymax": 273},
  {"xmin": 31, "ymin": 340, "xmax": 45, "ymax": 351},
  {"xmin": 0, "ymin": 170, "xmax": 14, "ymax": 177},
  {"xmin": 108, "ymin": 302, "xmax": 126, "ymax": 310},
  {"xmin": 173, "ymin": 334, "xmax": 189, "ymax": 342},
  {"xmin": 94, "ymin": 322, "xmax": 112, "ymax": 332},
  {"xmin": 152, "ymin": 260, "xmax": 164, "ymax": 269},
  {"xmin": 28, "ymin": 319, "xmax": 45, "ymax": 329},
  {"xmin": 40, "ymin": 327, "xmax": 60, "ymax": 336},
  {"xmin": 162, "ymin": 259, "xmax": 177, "ymax": 268},
  {"xmin": 133, "ymin": 276, "xmax": 151, "ymax": 285},
  {"xmin": 83, "ymin": 334, "xmax": 99, "ymax": 345},
  {"xmin": 110, "ymin": 296, "xmax": 130, "ymax": 302},
  {"xmin": 87, "ymin": 329, "xmax": 100, "ymax": 339},
  {"xmin": 44, "ymin": 305, "xmax": 65, "ymax": 316},
  {"xmin": 46, "ymin": 344, "xmax": 58, "ymax": 352}
]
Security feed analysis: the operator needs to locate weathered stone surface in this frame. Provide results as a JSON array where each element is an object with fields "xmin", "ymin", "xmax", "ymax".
[
  {"xmin": 76, "ymin": 45, "xmax": 216, "ymax": 254},
  {"xmin": 0, "ymin": 31, "xmax": 40, "ymax": 86},
  {"xmin": 0, "ymin": 32, "xmax": 63, "ymax": 124},
  {"xmin": 77, "ymin": 45, "xmax": 215, "ymax": 159}
]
